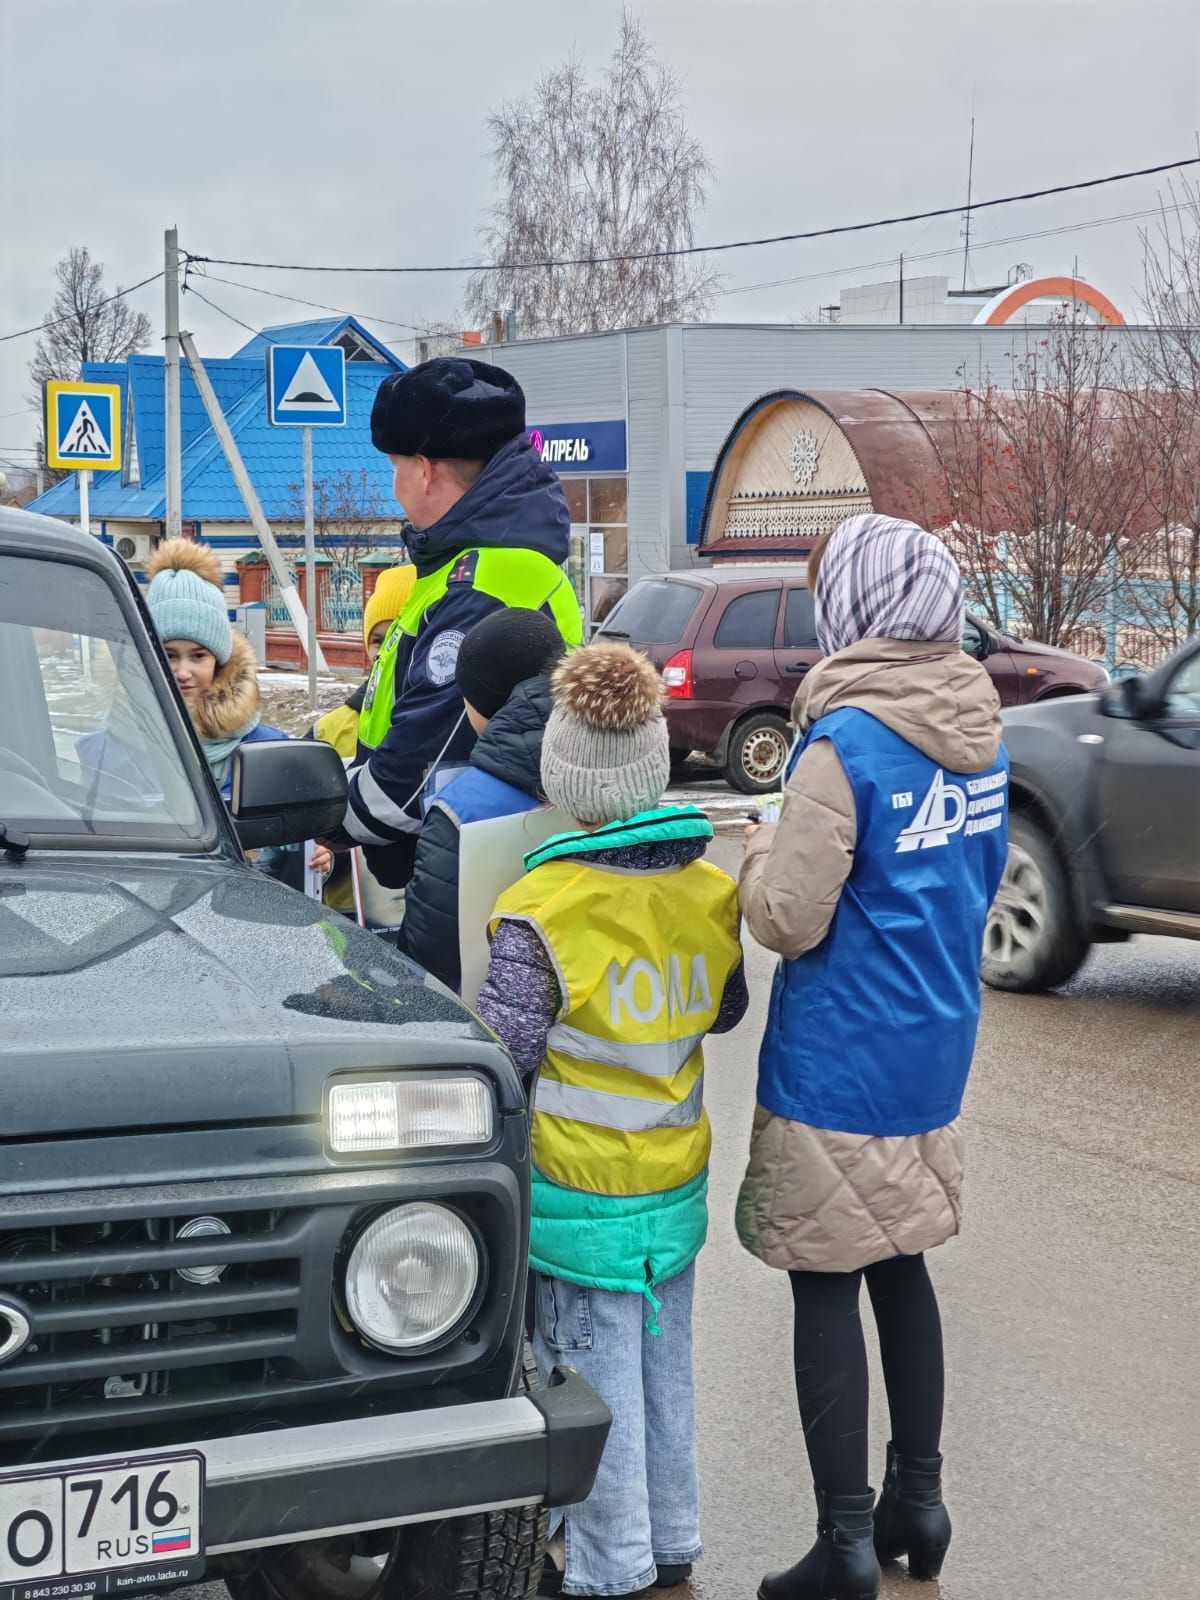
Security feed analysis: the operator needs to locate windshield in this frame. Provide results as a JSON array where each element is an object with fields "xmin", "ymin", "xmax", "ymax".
[{"xmin": 0, "ymin": 554, "xmax": 213, "ymax": 847}]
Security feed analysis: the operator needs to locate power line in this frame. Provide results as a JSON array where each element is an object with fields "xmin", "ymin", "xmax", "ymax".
[
  {"xmin": 182, "ymin": 283, "xmax": 286, "ymax": 343},
  {"xmin": 719, "ymin": 200, "xmax": 1188, "ymax": 299},
  {"xmin": 0, "ymin": 271, "xmax": 165, "ymax": 345},
  {"xmin": 188, "ymin": 268, "xmax": 459, "ymax": 339},
  {"xmin": 185, "ymin": 156, "xmax": 1200, "ymax": 276}
]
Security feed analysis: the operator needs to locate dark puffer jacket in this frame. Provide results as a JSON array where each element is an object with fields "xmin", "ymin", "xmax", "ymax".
[{"xmin": 397, "ymin": 674, "xmax": 553, "ymax": 991}]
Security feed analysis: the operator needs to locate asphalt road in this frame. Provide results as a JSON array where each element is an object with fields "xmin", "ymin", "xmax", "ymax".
[
  {"xmin": 693, "ymin": 839, "xmax": 1199, "ymax": 1600},
  {"xmin": 174, "ymin": 834, "xmax": 1198, "ymax": 1600}
]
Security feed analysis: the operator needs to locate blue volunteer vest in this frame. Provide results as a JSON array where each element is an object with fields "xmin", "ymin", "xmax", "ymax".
[{"xmin": 757, "ymin": 707, "xmax": 1009, "ymax": 1137}]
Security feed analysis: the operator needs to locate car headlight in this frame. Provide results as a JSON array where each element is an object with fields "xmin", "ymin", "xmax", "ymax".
[
  {"xmin": 326, "ymin": 1075, "xmax": 493, "ymax": 1155},
  {"xmin": 344, "ymin": 1203, "xmax": 480, "ymax": 1351}
]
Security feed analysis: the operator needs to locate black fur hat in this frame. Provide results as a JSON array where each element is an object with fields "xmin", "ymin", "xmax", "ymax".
[{"xmin": 370, "ymin": 358, "xmax": 526, "ymax": 461}]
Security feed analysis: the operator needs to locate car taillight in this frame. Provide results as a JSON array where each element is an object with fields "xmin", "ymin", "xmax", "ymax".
[{"xmin": 662, "ymin": 649, "xmax": 694, "ymax": 699}]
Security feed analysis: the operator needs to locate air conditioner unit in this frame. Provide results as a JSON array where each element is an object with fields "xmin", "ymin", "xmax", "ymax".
[{"xmin": 114, "ymin": 532, "xmax": 155, "ymax": 568}]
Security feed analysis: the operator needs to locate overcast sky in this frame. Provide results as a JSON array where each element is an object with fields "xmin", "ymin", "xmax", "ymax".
[{"xmin": 1, "ymin": 0, "xmax": 1197, "ymax": 472}]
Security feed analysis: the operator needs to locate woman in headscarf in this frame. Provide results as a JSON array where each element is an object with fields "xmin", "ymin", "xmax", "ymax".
[{"xmin": 738, "ymin": 515, "xmax": 1009, "ymax": 1600}]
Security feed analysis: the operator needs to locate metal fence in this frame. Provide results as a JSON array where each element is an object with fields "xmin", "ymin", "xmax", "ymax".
[{"xmin": 322, "ymin": 568, "xmax": 363, "ymax": 635}]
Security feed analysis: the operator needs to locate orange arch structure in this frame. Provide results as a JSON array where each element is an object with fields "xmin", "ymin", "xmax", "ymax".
[{"xmin": 974, "ymin": 276, "xmax": 1126, "ymax": 326}]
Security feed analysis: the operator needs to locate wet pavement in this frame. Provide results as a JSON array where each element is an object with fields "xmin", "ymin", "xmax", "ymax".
[
  {"xmin": 692, "ymin": 839, "xmax": 1199, "ymax": 1600},
  {"xmin": 177, "ymin": 833, "xmax": 1198, "ymax": 1600}
]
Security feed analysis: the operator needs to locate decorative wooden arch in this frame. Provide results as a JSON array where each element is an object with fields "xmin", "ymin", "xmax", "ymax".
[{"xmin": 973, "ymin": 276, "xmax": 1126, "ymax": 327}]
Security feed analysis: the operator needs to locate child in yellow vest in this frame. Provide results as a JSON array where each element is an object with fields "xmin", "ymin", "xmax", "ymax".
[
  {"xmin": 477, "ymin": 643, "xmax": 748, "ymax": 1599},
  {"xmin": 311, "ymin": 564, "xmax": 415, "ymax": 911}
]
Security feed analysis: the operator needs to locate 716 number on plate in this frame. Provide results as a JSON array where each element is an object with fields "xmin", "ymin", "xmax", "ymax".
[{"xmin": 0, "ymin": 1457, "xmax": 201, "ymax": 1585}]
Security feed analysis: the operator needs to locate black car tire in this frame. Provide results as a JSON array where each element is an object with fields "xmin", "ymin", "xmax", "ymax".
[
  {"xmin": 224, "ymin": 1349, "xmax": 549, "ymax": 1600},
  {"xmin": 981, "ymin": 813, "xmax": 1090, "ymax": 993},
  {"xmin": 725, "ymin": 712, "xmax": 791, "ymax": 794}
]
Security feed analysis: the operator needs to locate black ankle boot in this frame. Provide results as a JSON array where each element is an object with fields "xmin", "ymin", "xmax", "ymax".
[
  {"xmin": 758, "ymin": 1490, "xmax": 881, "ymax": 1600},
  {"xmin": 873, "ymin": 1442, "xmax": 951, "ymax": 1581}
]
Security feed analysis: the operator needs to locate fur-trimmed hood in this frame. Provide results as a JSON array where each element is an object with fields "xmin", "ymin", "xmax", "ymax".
[{"xmin": 187, "ymin": 629, "xmax": 262, "ymax": 741}]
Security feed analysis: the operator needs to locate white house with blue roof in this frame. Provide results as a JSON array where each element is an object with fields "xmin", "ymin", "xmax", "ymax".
[{"xmin": 28, "ymin": 316, "xmax": 408, "ymax": 663}]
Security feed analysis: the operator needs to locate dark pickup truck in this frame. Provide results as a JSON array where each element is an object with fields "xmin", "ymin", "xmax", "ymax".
[
  {"xmin": 0, "ymin": 505, "xmax": 608, "ymax": 1600},
  {"xmin": 982, "ymin": 634, "xmax": 1200, "ymax": 992}
]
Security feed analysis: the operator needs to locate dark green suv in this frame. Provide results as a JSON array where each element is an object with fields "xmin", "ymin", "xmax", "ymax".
[{"xmin": 0, "ymin": 505, "xmax": 608, "ymax": 1600}]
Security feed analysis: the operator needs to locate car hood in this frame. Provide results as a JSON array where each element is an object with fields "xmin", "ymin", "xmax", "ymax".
[
  {"xmin": 0, "ymin": 855, "xmax": 491, "ymax": 1138},
  {"xmin": 1004, "ymin": 635, "xmax": 1107, "ymax": 674}
]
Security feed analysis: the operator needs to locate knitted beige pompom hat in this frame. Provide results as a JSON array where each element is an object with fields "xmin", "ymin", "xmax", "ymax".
[{"xmin": 539, "ymin": 642, "xmax": 670, "ymax": 826}]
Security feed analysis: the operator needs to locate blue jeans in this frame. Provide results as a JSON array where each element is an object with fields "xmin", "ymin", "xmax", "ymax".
[{"xmin": 532, "ymin": 1265, "xmax": 701, "ymax": 1597}]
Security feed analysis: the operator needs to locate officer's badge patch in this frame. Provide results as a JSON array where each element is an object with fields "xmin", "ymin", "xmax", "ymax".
[{"xmin": 426, "ymin": 629, "xmax": 465, "ymax": 686}]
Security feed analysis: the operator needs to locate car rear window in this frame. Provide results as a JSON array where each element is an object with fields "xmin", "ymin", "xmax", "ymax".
[
  {"xmin": 599, "ymin": 579, "xmax": 703, "ymax": 644},
  {"xmin": 713, "ymin": 588, "xmax": 780, "ymax": 648},
  {"xmin": 783, "ymin": 587, "xmax": 818, "ymax": 648}
]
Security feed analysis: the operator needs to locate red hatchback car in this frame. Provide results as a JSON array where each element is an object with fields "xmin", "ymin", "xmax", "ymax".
[{"xmin": 597, "ymin": 566, "xmax": 1109, "ymax": 792}]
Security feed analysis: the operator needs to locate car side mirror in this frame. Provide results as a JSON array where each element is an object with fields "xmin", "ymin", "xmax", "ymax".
[
  {"xmin": 1101, "ymin": 676, "xmax": 1144, "ymax": 720},
  {"xmin": 230, "ymin": 739, "xmax": 348, "ymax": 849}
]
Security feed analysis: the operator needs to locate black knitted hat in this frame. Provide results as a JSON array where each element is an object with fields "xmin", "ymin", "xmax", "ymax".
[
  {"xmin": 456, "ymin": 608, "xmax": 565, "ymax": 719},
  {"xmin": 370, "ymin": 358, "xmax": 525, "ymax": 460}
]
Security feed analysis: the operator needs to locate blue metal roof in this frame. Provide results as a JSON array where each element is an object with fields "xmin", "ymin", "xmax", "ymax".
[
  {"xmin": 233, "ymin": 315, "xmax": 398, "ymax": 364},
  {"xmin": 28, "ymin": 320, "xmax": 405, "ymax": 524}
]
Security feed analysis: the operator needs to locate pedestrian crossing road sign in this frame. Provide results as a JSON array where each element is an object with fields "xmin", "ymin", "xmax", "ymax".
[
  {"xmin": 267, "ymin": 345, "xmax": 347, "ymax": 427},
  {"xmin": 45, "ymin": 380, "xmax": 122, "ymax": 471}
]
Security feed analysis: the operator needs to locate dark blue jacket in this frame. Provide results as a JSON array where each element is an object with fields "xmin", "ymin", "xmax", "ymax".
[
  {"xmin": 757, "ymin": 707, "xmax": 1009, "ymax": 1136},
  {"xmin": 396, "ymin": 674, "xmax": 552, "ymax": 991},
  {"xmin": 341, "ymin": 432, "xmax": 570, "ymax": 888}
]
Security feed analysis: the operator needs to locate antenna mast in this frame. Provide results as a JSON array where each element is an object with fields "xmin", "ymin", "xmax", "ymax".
[{"xmin": 961, "ymin": 114, "xmax": 976, "ymax": 292}]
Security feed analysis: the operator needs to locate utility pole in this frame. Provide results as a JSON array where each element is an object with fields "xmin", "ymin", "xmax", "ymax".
[
  {"xmin": 302, "ymin": 426, "xmax": 317, "ymax": 711},
  {"xmin": 164, "ymin": 227, "xmax": 183, "ymax": 540},
  {"xmin": 898, "ymin": 255, "xmax": 905, "ymax": 325}
]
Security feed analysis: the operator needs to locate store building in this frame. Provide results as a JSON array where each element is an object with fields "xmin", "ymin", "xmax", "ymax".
[{"xmin": 488, "ymin": 316, "xmax": 1147, "ymax": 624}]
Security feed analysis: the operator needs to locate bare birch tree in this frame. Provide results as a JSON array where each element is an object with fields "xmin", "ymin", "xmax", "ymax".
[
  {"xmin": 27, "ymin": 247, "xmax": 152, "ymax": 483},
  {"xmin": 28, "ymin": 247, "xmax": 152, "ymax": 394},
  {"xmin": 939, "ymin": 310, "xmax": 1146, "ymax": 649},
  {"xmin": 467, "ymin": 12, "xmax": 717, "ymax": 336}
]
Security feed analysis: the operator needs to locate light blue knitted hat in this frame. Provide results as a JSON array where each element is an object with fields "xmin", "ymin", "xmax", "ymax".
[{"xmin": 145, "ymin": 539, "xmax": 233, "ymax": 664}]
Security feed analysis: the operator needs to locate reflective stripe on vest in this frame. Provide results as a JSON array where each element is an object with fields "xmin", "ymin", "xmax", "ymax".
[
  {"xmin": 534, "ymin": 1071, "xmax": 706, "ymax": 1133},
  {"xmin": 358, "ymin": 547, "xmax": 583, "ymax": 751},
  {"xmin": 490, "ymin": 855, "xmax": 742, "ymax": 1198},
  {"xmin": 545, "ymin": 1021, "xmax": 706, "ymax": 1078}
]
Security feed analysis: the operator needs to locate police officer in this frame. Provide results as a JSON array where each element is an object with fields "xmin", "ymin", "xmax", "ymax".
[{"xmin": 332, "ymin": 357, "xmax": 582, "ymax": 890}]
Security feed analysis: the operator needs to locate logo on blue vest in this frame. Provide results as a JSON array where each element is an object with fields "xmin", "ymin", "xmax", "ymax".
[{"xmin": 895, "ymin": 769, "xmax": 1007, "ymax": 852}]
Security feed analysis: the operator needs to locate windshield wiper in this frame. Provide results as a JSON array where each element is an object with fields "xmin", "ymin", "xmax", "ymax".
[
  {"xmin": 0, "ymin": 824, "xmax": 31, "ymax": 859},
  {"xmin": 598, "ymin": 627, "xmax": 630, "ymax": 639}
]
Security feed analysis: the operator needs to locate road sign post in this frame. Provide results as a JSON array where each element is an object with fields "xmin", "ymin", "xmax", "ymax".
[
  {"xmin": 78, "ymin": 470, "xmax": 90, "ymax": 537},
  {"xmin": 303, "ymin": 426, "xmax": 317, "ymax": 710},
  {"xmin": 266, "ymin": 345, "xmax": 347, "ymax": 710}
]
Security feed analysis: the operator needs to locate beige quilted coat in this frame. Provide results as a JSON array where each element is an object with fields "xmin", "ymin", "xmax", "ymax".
[{"xmin": 736, "ymin": 638, "xmax": 1003, "ymax": 1273}]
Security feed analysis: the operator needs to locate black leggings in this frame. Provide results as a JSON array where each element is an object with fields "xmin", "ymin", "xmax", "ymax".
[{"xmin": 788, "ymin": 1254, "xmax": 944, "ymax": 1497}]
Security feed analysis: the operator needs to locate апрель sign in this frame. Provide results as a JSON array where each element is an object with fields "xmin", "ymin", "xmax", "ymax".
[{"xmin": 529, "ymin": 421, "xmax": 626, "ymax": 474}]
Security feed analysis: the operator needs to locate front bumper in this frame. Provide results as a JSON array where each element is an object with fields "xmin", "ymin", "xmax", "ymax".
[{"xmin": 24, "ymin": 1369, "xmax": 611, "ymax": 1558}]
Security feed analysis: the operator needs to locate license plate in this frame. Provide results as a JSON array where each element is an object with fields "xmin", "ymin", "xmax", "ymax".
[{"xmin": 0, "ymin": 1452, "xmax": 203, "ymax": 1599}]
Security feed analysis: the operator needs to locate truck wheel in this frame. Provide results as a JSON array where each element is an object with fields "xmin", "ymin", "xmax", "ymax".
[
  {"xmin": 981, "ymin": 813, "xmax": 1090, "ymax": 992},
  {"xmin": 725, "ymin": 713, "xmax": 790, "ymax": 794},
  {"xmin": 223, "ymin": 1347, "xmax": 548, "ymax": 1600}
]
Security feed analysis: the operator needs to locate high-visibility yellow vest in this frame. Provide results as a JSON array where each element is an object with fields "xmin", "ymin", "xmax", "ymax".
[
  {"xmin": 490, "ymin": 856, "xmax": 742, "ymax": 1198},
  {"xmin": 358, "ymin": 547, "xmax": 583, "ymax": 751}
]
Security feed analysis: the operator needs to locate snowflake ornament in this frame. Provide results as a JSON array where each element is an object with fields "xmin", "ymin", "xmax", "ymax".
[{"xmin": 790, "ymin": 430, "xmax": 820, "ymax": 487}]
